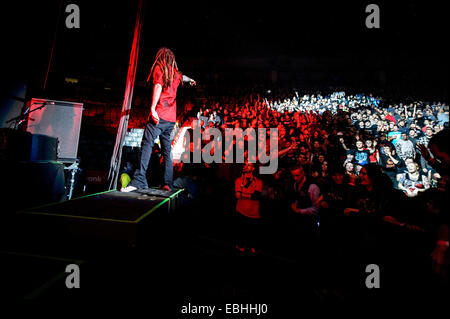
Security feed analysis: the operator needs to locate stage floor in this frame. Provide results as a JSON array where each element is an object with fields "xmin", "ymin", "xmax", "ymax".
[
  {"xmin": 18, "ymin": 188, "xmax": 183, "ymax": 222},
  {"xmin": 15, "ymin": 188, "xmax": 184, "ymax": 246}
]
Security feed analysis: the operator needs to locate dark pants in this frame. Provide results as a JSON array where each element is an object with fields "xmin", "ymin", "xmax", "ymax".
[
  {"xmin": 234, "ymin": 212, "xmax": 263, "ymax": 250},
  {"xmin": 129, "ymin": 119, "xmax": 175, "ymax": 189}
]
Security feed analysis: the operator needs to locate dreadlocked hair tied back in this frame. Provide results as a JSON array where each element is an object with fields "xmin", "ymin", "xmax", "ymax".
[{"xmin": 147, "ymin": 47, "xmax": 180, "ymax": 88}]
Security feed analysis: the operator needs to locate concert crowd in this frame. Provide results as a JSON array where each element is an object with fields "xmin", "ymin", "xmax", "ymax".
[{"xmin": 127, "ymin": 89, "xmax": 449, "ymax": 301}]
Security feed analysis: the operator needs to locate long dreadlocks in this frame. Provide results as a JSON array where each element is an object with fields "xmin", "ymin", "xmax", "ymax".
[{"xmin": 147, "ymin": 47, "xmax": 180, "ymax": 88}]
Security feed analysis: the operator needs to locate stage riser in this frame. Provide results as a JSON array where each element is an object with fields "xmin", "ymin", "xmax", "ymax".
[{"xmin": 15, "ymin": 190, "xmax": 184, "ymax": 247}]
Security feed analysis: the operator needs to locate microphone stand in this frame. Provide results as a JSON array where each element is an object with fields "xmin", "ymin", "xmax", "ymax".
[{"xmin": 6, "ymin": 101, "xmax": 53, "ymax": 130}]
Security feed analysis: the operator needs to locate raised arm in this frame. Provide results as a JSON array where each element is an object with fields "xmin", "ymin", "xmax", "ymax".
[{"xmin": 182, "ymin": 74, "xmax": 196, "ymax": 86}]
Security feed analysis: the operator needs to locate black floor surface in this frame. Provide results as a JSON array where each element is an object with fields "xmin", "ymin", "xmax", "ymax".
[{"xmin": 1, "ymin": 192, "xmax": 448, "ymax": 314}]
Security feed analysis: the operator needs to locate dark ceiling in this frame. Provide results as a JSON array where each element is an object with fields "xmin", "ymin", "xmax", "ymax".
[{"xmin": 1, "ymin": 1, "xmax": 448, "ymax": 99}]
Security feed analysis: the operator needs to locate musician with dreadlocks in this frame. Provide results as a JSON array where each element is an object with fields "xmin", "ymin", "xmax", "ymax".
[{"xmin": 122, "ymin": 47, "xmax": 196, "ymax": 192}]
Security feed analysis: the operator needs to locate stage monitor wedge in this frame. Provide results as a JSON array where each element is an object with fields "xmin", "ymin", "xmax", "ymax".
[{"xmin": 26, "ymin": 98, "xmax": 83, "ymax": 162}]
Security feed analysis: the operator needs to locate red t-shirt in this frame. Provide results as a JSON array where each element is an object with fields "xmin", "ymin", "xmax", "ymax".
[
  {"xmin": 152, "ymin": 65, "xmax": 181, "ymax": 123},
  {"xmin": 385, "ymin": 114, "xmax": 396, "ymax": 124},
  {"xmin": 367, "ymin": 148, "xmax": 379, "ymax": 163},
  {"xmin": 235, "ymin": 175, "xmax": 263, "ymax": 219}
]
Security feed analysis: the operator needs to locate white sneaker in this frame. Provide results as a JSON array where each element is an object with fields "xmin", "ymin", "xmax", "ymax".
[{"xmin": 120, "ymin": 185, "xmax": 137, "ymax": 192}]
